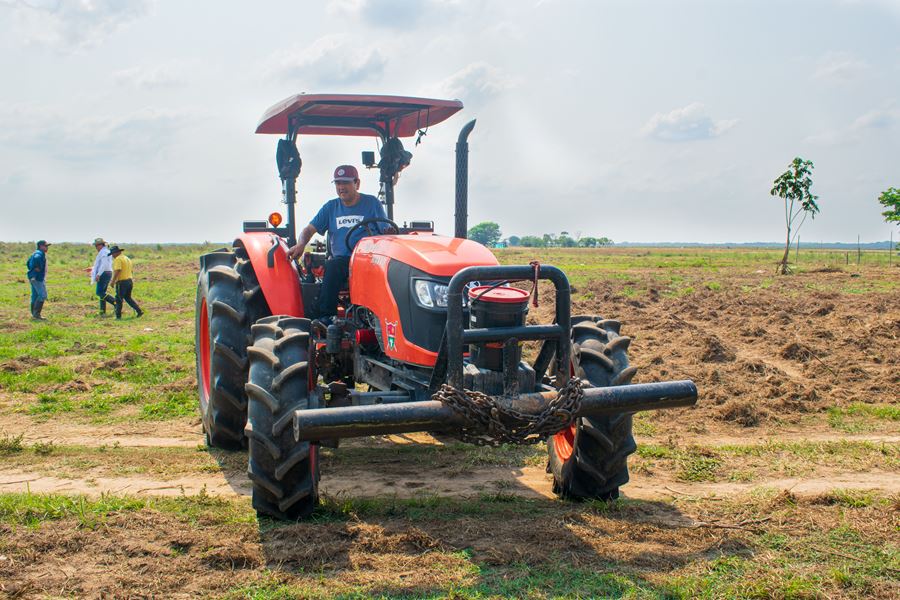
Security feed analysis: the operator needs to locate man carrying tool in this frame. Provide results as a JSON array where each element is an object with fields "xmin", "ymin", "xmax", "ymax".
[{"xmin": 287, "ymin": 165, "xmax": 390, "ymax": 324}]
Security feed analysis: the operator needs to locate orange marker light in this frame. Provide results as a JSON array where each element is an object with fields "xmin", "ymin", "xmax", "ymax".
[{"xmin": 268, "ymin": 212, "xmax": 283, "ymax": 227}]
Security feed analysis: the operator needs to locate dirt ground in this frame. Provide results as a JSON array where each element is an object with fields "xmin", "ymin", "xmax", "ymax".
[{"xmin": 1, "ymin": 261, "xmax": 898, "ymax": 597}]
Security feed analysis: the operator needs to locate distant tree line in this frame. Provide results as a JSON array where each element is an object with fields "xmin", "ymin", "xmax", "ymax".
[{"xmin": 467, "ymin": 222, "xmax": 613, "ymax": 248}]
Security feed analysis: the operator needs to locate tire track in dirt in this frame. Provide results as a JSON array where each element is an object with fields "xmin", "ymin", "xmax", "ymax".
[
  {"xmin": 0, "ymin": 415, "xmax": 203, "ymax": 448},
  {"xmin": 3, "ymin": 465, "xmax": 898, "ymax": 501}
]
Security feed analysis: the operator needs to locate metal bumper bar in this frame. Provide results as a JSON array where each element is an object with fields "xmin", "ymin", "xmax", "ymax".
[{"xmin": 294, "ymin": 380, "xmax": 697, "ymax": 442}]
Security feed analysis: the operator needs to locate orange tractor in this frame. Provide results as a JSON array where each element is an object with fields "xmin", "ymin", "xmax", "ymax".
[{"xmin": 195, "ymin": 94, "xmax": 697, "ymax": 520}]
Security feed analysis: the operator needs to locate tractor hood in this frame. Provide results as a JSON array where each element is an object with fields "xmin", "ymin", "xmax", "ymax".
[{"xmin": 354, "ymin": 233, "xmax": 498, "ymax": 277}]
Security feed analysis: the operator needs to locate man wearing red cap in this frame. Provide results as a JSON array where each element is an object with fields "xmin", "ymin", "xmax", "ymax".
[{"xmin": 288, "ymin": 165, "xmax": 389, "ymax": 323}]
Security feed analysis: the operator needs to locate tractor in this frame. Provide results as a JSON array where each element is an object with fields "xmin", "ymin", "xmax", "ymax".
[{"xmin": 195, "ymin": 93, "xmax": 697, "ymax": 520}]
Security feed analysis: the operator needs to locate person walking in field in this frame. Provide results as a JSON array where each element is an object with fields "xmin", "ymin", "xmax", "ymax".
[
  {"xmin": 88, "ymin": 237, "xmax": 116, "ymax": 315},
  {"xmin": 108, "ymin": 245, "xmax": 144, "ymax": 319},
  {"xmin": 26, "ymin": 240, "xmax": 51, "ymax": 321}
]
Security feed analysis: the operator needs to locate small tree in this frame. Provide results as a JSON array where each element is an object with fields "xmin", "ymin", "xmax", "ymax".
[
  {"xmin": 467, "ymin": 221, "xmax": 501, "ymax": 246},
  {"xmin": 771, "ymin": 157, "xmax": 819, "ymax": 274},
  {"xmin": 877, "ymin": 187, "xmax": 900, "ymax": 224},
  {"xmin": 506, "ymin": 235, "xmax": 521, "ymax": 246}
]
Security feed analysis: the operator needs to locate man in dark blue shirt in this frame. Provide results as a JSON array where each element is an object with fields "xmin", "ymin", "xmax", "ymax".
[
  {"xmin": 287, "ymin": 165, "xmax": 390, "ymax": 322},
  {"xmin": 26, "ymin": 240, "xmax": 50, "ymax": 320}
]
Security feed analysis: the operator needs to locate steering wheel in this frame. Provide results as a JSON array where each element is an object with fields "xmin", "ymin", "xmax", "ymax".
[{"xmin": 344, "ymin": 217, "xmax": 399, "ymax": 253}]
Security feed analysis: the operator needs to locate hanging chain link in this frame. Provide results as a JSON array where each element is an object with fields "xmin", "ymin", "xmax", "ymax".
[{"xmin": 432, "ymin": 377, "xmax": 585, "ymax": 446}]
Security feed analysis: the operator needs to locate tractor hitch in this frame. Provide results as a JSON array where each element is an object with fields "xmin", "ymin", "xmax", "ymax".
[{"xmin": 294, "ymin": 379, "xmax": 697, "ymax": 442}]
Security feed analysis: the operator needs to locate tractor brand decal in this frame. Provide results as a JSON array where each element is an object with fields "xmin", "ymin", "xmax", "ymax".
[
  {"xmin": 370, "ymin": 254, "xmax": 388, "ymax": 267},
  {"xmin": 385, "ymin": 320, "xmax": 398, "ymax": 350},
  {"xmin": 336, "ymin": 215, "xmax": 364, "ymax": 229}
]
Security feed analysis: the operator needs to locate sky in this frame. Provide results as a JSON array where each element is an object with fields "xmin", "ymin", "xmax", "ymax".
[{"xmin": 0, "ymin": 0, "xmax": 898, "ymax": 244}]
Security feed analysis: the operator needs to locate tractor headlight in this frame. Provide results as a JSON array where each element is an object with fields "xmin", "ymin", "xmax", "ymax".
[{"xmin": 413, "ymin": 280, "xmax": 449, "ymax": 308}]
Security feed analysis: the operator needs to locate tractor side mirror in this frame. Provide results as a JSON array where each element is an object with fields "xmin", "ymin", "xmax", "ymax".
[{"xmin": 361, "ymin": 151, "xmax": 375, "ymax": 168}]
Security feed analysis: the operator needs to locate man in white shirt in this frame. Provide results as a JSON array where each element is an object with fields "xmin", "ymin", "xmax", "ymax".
[{"xmin": 89, "ymin": 237, "xmax": 116, "ymax": 315}]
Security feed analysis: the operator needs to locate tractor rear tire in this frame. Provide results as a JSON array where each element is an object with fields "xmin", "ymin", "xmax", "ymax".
[
  {"xmin": 547, "ymin": 315, "xmax": 638, "ymax": 501},
  {"xmin": 195, "ymin": 245, "xmax": 269, "ymax": 450},
  {"xmin": 245, "ymin": 315, "xmax": 319, "ymax": 520}
]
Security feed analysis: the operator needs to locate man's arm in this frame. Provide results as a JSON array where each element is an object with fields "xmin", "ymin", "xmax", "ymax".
[
  {"xmin": 110, "ymin": 257, "xmax": 121, "ymax": 285},
  {"xmin": 89, "ymin": 252, "xmax": 103, "ymax": 282},
  {"xmin": 287, "ymin": 223, "xmax": 319, "ymax": 260}
]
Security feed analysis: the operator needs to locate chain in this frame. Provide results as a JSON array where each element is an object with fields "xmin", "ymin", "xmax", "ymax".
[{"xmin": 433, "ymin": 377, "xmax": 584, "ymax": 446}]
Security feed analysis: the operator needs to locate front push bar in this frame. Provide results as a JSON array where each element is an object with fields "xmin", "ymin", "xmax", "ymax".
[{"xmin": 294, "ymin": 380, "xmax": 698, "ymax": 442}]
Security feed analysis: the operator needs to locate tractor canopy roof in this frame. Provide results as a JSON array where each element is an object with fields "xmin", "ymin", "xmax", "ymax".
[{"xmin": 255, "ymin": 93, "xmax": 463, "ymax": 138}]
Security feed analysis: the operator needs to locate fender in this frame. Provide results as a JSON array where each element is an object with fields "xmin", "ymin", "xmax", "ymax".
[{"xmin": 235, "ymin": 232, "xmax": 305, "ymax": 317}]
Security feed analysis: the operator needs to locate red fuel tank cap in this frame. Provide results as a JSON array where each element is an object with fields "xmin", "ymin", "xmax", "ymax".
[{"xmin": 467, "ymin": 285, "xmax": 530, "ymax": 304}]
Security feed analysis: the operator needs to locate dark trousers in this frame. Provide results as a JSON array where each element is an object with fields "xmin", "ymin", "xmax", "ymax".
[
  {"xmin": 96, "ymin": 271, "xmax": 115, "ymax": 312},
  {"xmin": 318, "ymin": 256, "xmax": 350, "ymax": 318},
  {"xmin": 114, "ymin": 279, "xmax": 142, "ymax": 317}
]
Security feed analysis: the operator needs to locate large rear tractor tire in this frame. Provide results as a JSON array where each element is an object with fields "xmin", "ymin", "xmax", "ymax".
[
  {"xmin": 548, "ymin": 315, "xmax": 638, "ymax": 501},
  {"xmin": 245, "ymin": 316, "xmax": 319, "ymax": 520},
  {"xmin": 195, "ymin": 245, "xmax": 269, "ymax": 450}
]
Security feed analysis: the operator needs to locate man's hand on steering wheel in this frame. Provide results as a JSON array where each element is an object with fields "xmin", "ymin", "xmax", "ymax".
[{"xmin": 344, "ymin": 217, "xmax": 399, "ymax": 253}]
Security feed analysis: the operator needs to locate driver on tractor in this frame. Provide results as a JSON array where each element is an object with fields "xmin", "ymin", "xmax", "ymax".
[{"xmin": 287, "ymin": 164, "xmax": 391, "ymax": 324}]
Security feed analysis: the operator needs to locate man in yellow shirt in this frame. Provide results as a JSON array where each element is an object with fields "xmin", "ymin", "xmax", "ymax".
[{"xmin": 108, "ymin": 246, "xmax": 144, "ymax": 319}]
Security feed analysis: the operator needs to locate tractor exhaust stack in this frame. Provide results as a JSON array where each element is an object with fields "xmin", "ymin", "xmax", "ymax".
[
  {"xmin": 294, "ymin": 380, "xmax": 697, "ymax": 442},
  {"xmin": 455, "ymin": 119, "xmax": 476, "ymax": 239}
]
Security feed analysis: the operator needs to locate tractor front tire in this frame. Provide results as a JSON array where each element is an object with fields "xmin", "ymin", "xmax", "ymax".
[
  {"xmin": 548, "ymin": 315, "xmax": 638, "ymax": 501},
  {"xmin": 245, "ymin": 316, "xmax": 319, "ymax": 520},
  {"xmin": 195, "ymin": 246, "xmax": 268, "ymax": 450}
]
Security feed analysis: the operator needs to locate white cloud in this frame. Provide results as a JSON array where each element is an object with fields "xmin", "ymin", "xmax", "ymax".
[
  {"xmin": 427, "ymin": 62, "xmax": 517, "ymax": 105},
  {"xmin": 265, "ymin": 34, "xmax": 387, "ymax": 86},
  {"xmin": 813, "ymin": 51, "xmax": 872, "ymax": 83},
  {"xmin": 0, "ymin": 103, "xmax": 193, "ymax": 163},
  {"xmin": 5, "ymin": 0, "xmax": 152, "ymax": 51},
  {"xmin": 327, "ymin": 0, "xmax": 458, "ymax": 28},
  {"xmin": 641, "ymin": 103, "xmax": 738, "ymax": 142},
  {"xmin": 806, "ymin": 106, "xmax": 899, "ymax": 144},
  {"xmin": 481, "ymin": 21, "xmax": 525, "ymax": 41},
  {"xmin": 113, "ymin": 62, "xmax": 191, "ymax": 90}
]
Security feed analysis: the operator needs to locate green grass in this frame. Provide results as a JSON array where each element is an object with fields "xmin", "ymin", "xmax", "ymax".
[
  {"xmin": 828, "ymin": 403, "xmax": 900, "ymax": 432},
  {"xmin": 635, "ymin": 440, "xmax": 899, "ymax": 483},
  {"xmin": 0, "ymin": 489, "xmax": 254, "ymax": 528},
  {"xmin": 0, "ymin": 442, "xmax": 240, "ymax": 479},
  {"xmin": 0, "ymin": 432, "xmax": 24, "ymax": 454},
  {"xmin": 0, "ymin": 241, "xmax": 200, "ymax": 423}
]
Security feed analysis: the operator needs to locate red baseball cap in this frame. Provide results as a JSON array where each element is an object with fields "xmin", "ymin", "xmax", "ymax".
[{"xmin": 332, "ymin": 165, "xmax": 359, "ymax": 182}]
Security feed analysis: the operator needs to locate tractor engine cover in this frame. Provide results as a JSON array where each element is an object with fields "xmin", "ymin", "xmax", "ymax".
[{"xmin": 350, "ymin": 233, "xmax": 498, "ymax": 367}]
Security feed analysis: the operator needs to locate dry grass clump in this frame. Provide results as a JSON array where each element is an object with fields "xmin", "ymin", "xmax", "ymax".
[{"xmin": 718, "ymin": 400, "xmax": 766, "ymax": 427}]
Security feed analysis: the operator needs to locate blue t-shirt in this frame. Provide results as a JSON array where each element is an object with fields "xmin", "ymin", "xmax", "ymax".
[
  {"xmin": 310, "ymin": 193, "xmax": 388, "ymax": 257},
  {"xmin": 26, "ymin": 250, "xmax": 46, "ymax": 281}
]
